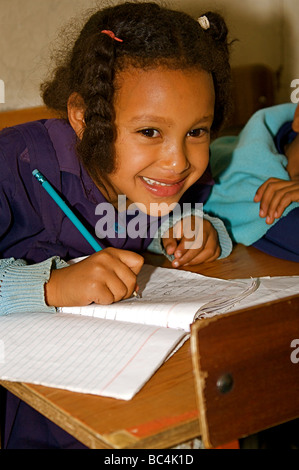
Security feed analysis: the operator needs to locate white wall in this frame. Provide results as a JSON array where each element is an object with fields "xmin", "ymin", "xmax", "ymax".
[{"xmin": 0, "ymin": 0, "xmax": 298, "ymax": 110}]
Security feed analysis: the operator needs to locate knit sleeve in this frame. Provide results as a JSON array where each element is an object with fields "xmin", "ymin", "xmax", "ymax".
[
  {"xmin": 147, "ymin": 208, "xmax": 233, "ymax": 261},
  {"xmin": 0, "ymin": 257, "xmax": 68, "ymax": 316}
]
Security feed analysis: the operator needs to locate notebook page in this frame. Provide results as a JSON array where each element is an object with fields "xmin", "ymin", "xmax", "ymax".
[
  {"xmin": 198, "ymin": 275, "xmax": 299, "ymax": 318},
  {"xmin": 0, "ymin": 312, "xmax": 186, "ymax": 400},
  {"xmin": 60, "ymin": 265, "xmax": 258, "ymax": 332}
]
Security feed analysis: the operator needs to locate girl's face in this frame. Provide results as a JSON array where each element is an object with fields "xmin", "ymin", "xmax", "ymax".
[{"xmin": 106, "ymin": 66, "xmax": 215, "ymax": 215}]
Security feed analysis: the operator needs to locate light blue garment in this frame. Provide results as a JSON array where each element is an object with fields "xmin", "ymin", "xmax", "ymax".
[
  {"xmin": 205, "ymin": 103, "xmax": 299, "ymax": 245},
  {"xmin": 0, "ymin": 257, "xmax": 68, "ymax": 316}
]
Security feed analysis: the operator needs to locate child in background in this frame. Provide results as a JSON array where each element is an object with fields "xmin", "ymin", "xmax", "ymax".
[
  {"xmin": 0, "ymin": 2, "xmax": 232, "ymax": 449},
  {"xmin": 205, "ymin": 102, "xmax": 299, "ymax": 261}
]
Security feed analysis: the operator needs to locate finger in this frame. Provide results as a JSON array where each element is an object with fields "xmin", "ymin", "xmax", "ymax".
[
  {"xmin": 94, "ymin": 248, "xmax": 143, "ymax": 300},
  {"xmin": 181, "ymin": 245, "xmax": 220, "ymax": 266},
  {"xmin": 172, "ymin": 238, "xmax": 203, "ymax": 267},
  {"xmin": 173, "ymin": 239, "xmax": 190, "ymax": 259},
  {"xmin": 162, "ymin": 220, "xmax": 189, "ymax": 256},
  {"xmin": 162, "ymin": 237, "xmax": 178, "ymax": 256},
  {"xmin": 93, "ymin": 284, "xmax": 117, "ymax": 305},
  {"xmin": 100, "ymin": 276, "xmax": 130, "ymax": 304},
  {"xmin": 254, "ymin": 182, "xmax": 268, "ymax": 202},
  {"xmin": 173, "ymin": 217, "xmax": 203, "ymax": 258},
  {"xmin": 263, "ymin": 185, "xmax": 297, "ymax": 223},
  {"xmin": 113, "ymin": 248, "xmax": 144, "ymax": 275},
  {"xmin": 271, "ymin": 187, "xmax": 299, "ymax": 220},
  {"xmin": 113, "ymin": 257, "xmax": 143, "ymax": 299},
  {"xmin": 254, "ymin": 178, "xmax": 280, "ymax": 203},
  {"xmin": 258, "ymin": 180, "xmax": 292, "ymax": 218},
  {"xmin": 255, "ymin": 179, "xmax": 280, "ymax": 212},
  {"xmin": 173, "ymin": 236, "xmax": 220, "ymax": 267},
  {"xmin": 184, "ymin": 226, "xmax": 220, "ymax": 265},
  {"xmin": 95, "ymin": 263, "xmax": 139, "ymax": 303}
]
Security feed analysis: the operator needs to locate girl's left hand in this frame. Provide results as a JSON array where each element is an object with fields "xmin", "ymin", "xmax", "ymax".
[
  {"xmin": 162, "ymin": 216, "xmax": 221, "ymax": 267},
  {"xmin": 254, "ymin": 177, "xmax": 299, "ymax": 224}
]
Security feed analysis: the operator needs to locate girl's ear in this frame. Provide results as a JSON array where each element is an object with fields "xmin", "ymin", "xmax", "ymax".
[
  {"xmin": 292, "ymin": 103, "xmax": 299, "ymax": 133},
  {"xmin": 67, "ymin": 93, "xmax": 86, "ymax": 138}
]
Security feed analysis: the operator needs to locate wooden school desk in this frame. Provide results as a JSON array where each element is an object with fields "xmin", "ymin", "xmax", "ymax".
[{"xmin": 1, "ymin": 244, "xmax": 299, "ymax": 449}]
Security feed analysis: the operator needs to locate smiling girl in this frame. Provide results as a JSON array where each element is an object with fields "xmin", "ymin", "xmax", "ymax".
[{"xmin": 0, "ymin": 2, "xmax": 232, "ymax": 447}]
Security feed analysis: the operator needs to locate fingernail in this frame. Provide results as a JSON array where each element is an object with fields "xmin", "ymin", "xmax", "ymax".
[
  {"xmin": 173, "ymin": 260, "xmax": 179, "ymax": 268},
  {"xmin": 175, "ymin": 251, "xmax": 182, "ymax": 258},
  {"xmin": 260, "ymin": 209, "xmax": 265, "ymax": 217}
]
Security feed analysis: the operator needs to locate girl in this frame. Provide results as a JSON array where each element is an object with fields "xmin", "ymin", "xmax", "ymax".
[{"xmin": 0, "ymin": 1, "xmax": 232, "ymax": 449}]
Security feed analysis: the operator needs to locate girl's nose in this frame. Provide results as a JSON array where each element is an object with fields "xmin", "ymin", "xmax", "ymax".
[{"xmin": 159, "ymin": 144, "xmax": 189, "ymax": 174}]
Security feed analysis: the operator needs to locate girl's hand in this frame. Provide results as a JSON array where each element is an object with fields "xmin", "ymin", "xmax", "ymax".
[
  {"xmin": 254, "ymin": 177, "xmax": 299, "ymax": 224},
  {"xmin": 45, "ymin": 247, "xmax": 144, "ymax": 307},
  {"xmin": 162, "ymin": 216, "xmax": 220, "ymax": 267}
]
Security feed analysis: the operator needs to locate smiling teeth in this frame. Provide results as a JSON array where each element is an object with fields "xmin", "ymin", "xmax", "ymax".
[{"xmin": 142, "ymin": 177, "xmax": 172, "ymax": 186}]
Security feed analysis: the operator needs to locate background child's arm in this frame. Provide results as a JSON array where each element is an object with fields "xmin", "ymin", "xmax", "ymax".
[
  {"xmin": 254, "ymin": 133, "xmax": 299, "ymax": 224},
  {"xmin": 285, "ymin": 134, "xmax": 299, "ymax": 180}
]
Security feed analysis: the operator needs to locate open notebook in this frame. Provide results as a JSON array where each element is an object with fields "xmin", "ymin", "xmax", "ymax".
[{"xmin": 1, "ymin": 264, "xmax": 299, "ymax": 400}]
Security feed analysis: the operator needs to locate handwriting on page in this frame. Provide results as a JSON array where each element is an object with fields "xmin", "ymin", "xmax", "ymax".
[{"xmin": 61, "ymin": 265, "xmax": 258, "ymax": 331}]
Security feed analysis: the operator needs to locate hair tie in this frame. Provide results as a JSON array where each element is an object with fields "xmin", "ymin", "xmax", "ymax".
[
  {"xmin": 101, "ymin": 30, "xmax": 123, "ymax": 43},
  {"xmin": 198, "ymin": 16, "xmax": 210, "ymax": 30}
]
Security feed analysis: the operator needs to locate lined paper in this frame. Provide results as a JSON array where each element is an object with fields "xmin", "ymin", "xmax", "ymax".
[{"xmin": 0, "ymin": 312, "xmax": 185, "ymax": 399}]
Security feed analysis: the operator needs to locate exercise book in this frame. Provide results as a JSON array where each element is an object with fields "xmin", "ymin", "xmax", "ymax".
[{"xmin": 1, "ymin": 264, "xmax": 299, "ymax": 400}]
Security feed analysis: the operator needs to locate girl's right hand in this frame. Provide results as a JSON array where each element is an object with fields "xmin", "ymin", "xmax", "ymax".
[{"xmin": 45, "ymin": 247, "xmax": 144, "ymax": 307}]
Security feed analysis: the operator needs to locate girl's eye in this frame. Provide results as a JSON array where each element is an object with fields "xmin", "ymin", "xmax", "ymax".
[
  {"xmin": 187, "ymin": 128, "xmax": 209, "ymax": 138},
  {"xmin": 138, "ymin": 128, "xmax": 160, "ymax": 138}
]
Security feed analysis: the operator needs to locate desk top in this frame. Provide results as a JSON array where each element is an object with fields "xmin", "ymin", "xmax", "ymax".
[{"xmin": 1, "ymin": 245, "xmax": 299, "ymax": 448}]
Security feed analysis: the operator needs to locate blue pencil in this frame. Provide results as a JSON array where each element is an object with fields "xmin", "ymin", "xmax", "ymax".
[
  {"xmin": 32, "ymin": 169, "xmax": 140, "ymax": 297},
  {"xmin": 32, "ymin": 169, "xmax": 102, "ymax": 252}
]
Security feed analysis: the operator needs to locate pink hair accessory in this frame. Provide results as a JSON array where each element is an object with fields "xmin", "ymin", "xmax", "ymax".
[{"xmin": 101, "ymin": 30, "xmax": 123, "ymax": 42}]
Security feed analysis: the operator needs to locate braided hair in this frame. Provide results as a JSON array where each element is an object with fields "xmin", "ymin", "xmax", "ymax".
[{"xmin": 41, "ymin": 2, "xmax": 232, "ymax": 187}]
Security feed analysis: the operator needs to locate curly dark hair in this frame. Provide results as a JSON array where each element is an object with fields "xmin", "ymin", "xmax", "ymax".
[{"xmin": 41, "ymin": 1, "xmax": 232, "ymax": 186}]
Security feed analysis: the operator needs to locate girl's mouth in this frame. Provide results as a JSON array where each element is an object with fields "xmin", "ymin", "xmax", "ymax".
[{"xmin": 140, "ymin": 175, "xmax": 186, "ymax": 197}]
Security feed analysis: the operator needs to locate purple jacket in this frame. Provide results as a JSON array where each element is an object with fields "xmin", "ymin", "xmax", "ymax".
[{"xmin": 0, "ymin": 119, "xmax": 213, "ymax": 264}]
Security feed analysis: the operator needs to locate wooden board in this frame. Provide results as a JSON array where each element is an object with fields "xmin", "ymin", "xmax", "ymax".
[{"xmin": 191, "ymin": 294, "xmax": 299, "ymax": 448}]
